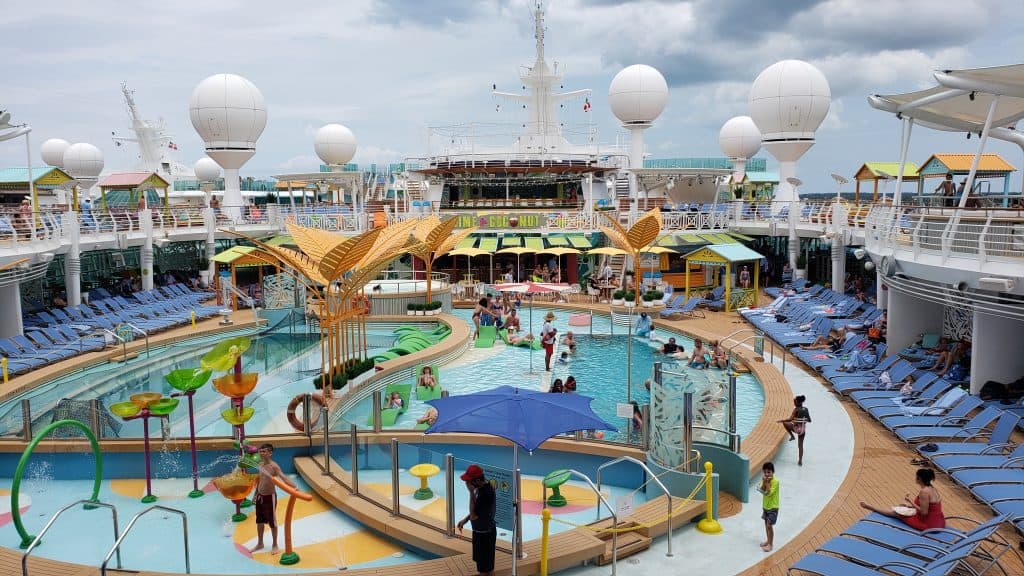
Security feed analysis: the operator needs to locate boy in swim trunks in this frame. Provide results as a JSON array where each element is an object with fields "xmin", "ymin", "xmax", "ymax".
[{"xmin": 252, "ymin": 443, "xmax": 297, "ymax": 555}]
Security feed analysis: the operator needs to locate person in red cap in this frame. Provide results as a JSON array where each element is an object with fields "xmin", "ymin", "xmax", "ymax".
[{"xmin": 457, "ymin": 464, "xmax": 496, "ymax": 575}]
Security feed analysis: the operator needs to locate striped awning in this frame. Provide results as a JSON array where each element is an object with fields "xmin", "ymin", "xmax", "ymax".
[
  {"xmin": 525, "ymin": 237, "xmax": 545, "ymax": 250},
  {"xmin": 478, "ymin": 237, "xmax": 499, "ymax": 253},
  {"xmin": 727, "ymin": 232, "xmax": 756, "ymax": 242},
  {"xmin": 699, "ymin": 233, "xmax": 738, "ymax": 244},
  {"xmin": 657, "ymin": 233, "xmax": 708, "ymax": 247},
  {"xmin": 547, "ymin": 235, "xmax": 569, "ymax": 247},
  {"xmin": 501, "ymin": 235, "xmax": 522, "ymax": 247},
  {"xmin": 567, "ymin": 234, "xmax": 592, "ymax": 249},
  {"xmin": 456, "ymin": 237, "xmax": 477, "ymax": 249}
]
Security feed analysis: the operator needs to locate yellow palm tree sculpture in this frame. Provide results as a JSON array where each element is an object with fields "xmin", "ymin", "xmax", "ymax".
[
  {"xmin": 406, "ymin": 215, "xmax": 477, "ymax": 304},
  {"xmin": 597, "ymin": 207, "xmax": 663, "ymax": 305}
]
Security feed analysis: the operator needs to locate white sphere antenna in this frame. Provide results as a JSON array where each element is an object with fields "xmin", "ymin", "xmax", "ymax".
[
  {"xmin": 749, "ymin": 59, "xmax": 830, "ymax": 142},
  {"xmin": 608, "ymin": 64, "xmax": 669, "ymax": 125},
  {"xmin": 189, "ymin": 73, "xmax": 267, "ymax": 217},
  {"xmin": 719, "ymin": 116, "xmax": 761, "ymax": 184},
  {"xmin": 62, "ymin": 143, "xmax": 104, "ymax": 180},
  {"xmin": 608, "ymin": 64, "xmax": 668, "ymax": 223},
  {"xmin": 194, "ymin": 157, "xmax": 222, "ymax": 183},
  {"xmin": 41, "ymin": 138, "xmax": 70, "ymax": 167},
  {"xmin": 314, "ymin": 124, "xmax": 358, "ymax": 167}
]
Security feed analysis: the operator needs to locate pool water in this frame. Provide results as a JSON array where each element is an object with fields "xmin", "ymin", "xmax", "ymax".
[
  {"xmin": 0, "ymin": 328, "xmax": 395, "ymax": 439},
  {"xmin": 342, "ymin": 308, "xmax": 765, "ymax": 442}
]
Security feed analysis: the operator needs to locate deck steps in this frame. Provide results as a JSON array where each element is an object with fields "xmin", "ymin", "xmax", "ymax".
[{"xmin": 593, "ymin": 522, "xmax": 652, "ymax": 565}]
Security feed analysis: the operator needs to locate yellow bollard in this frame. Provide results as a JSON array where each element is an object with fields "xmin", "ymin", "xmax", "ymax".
[
  {"xmin": 540, "ymin": 507, "xmax": 551, "ymax": 576},
  {"xmin": 191, "ymin": 310, "xmax": 196, "ymax": 328},
  {"xmin": 696, "ymin": 461, "xmax": 722, "ymax": 534},
  {"xmin": 1, "ymin": 357, "xmax": 7, "ymax": 384}
]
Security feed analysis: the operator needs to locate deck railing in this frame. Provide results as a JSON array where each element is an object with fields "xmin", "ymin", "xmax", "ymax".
[{"xmin": 864, "ymin": 204, "xmax": 1024, "ymax": 262}]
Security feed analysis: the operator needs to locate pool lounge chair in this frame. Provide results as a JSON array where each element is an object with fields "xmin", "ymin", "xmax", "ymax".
[
  {"xmin": 659, "ymin": 296, "xmax": 705, "ymax": 318},
  {"xmin": 916, "ymin": 412, "xmax": 1020, "ymax": 457},
  {"xmin": 875, "ymin": 395, "xmax": 982, "ymax": 431},
  {"xmin": 415, "ymin": 364, "xmax": 443, "ymax": 400},
  {"xmin": 931, "ymin": 443, "xmax": 1024, "ymax": 473},
  {"xmin": 895, "ymin": 406, "xmax": 1002, "ymax": 443},
  {"xmin": 367, "ymin": 383, "xmax": 413, "ymax": 426}
]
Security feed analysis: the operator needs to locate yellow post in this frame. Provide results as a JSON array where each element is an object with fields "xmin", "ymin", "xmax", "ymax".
[
  {"xmin": 540, "ymin": 507, "xmax": 551, "ymax": 576},
  {"xmin": 725, "ymin": 266, "xmax": 732, "ymax": 312},
  {"xmin": 191, "ymin": 310, "xmax": 196, "ymax": 328},
  {"xmin": 2, "ymin": 357, "xmax": 7, "ymax": 383},
  {"xmin": 684, "ymin": 256, "xmax": 690, "ymax": 301},
  {"xmin": 696, "ymin": 461, "xmax": 722, "ymax": 534}
]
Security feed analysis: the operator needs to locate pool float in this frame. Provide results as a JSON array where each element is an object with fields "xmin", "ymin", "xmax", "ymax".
[
  {"xmin": 475, "ymin": 324, "xmax": 497, "ymax": 348},
  {"xmin": 415, "ymin": 364, "xmax": 443, "ymax": 400},
  {"xmin": 367, "ymin": 383, "xmax": 412, "ymax": 426},
  {"xmin": 286, "ymin": 393, "xmax": 324, "ymax": 432}
]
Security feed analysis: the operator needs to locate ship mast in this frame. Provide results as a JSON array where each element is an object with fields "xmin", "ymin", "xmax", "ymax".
[{"xmin": 491, "ymin": 1, "xmax": 590, "ymax": 153}]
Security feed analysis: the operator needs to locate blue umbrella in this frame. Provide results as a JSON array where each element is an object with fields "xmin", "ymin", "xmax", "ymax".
[
  {"xmin": 424, "ymin": 385, "xmax": 615, "ymax": 451},
  {"xmin": 424, "ymin": 385, "xmax": 615, "ymax": 576}
]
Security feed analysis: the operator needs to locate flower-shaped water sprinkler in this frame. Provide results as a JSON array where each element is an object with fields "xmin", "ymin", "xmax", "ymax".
[
  {"xmin": 165, "ymin": 367, "xmax": 212, "ymax": 498},
  {"xmin": 204, "ymin": 336, "xmax": 259, "ymax": 518},
  {"xmin": 109, "ymin": 392, "xmax": 180, "ymax": 503}
]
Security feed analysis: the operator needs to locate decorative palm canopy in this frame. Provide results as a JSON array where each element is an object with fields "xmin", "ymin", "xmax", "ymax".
[
  {"xmin": 597, "ymin": 207, "xmax": 663, "ymax": 302},
  {"xmin": 405, "ymin": 215, "xmax": 478, "ymax": 301}
]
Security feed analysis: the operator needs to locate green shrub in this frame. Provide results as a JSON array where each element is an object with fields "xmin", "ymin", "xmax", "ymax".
[
  {"xmin": 612, "ymin": 290, "xmax": 625, "ymax": 300},
  {"xmin": 407, "ymin": 302, "xmax": 416, "ymax": 311}
]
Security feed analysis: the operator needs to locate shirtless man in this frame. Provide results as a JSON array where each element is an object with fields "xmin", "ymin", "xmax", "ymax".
[{"xmin": 252, "ymin": 443, "xmax": 297, "ymax": 554}]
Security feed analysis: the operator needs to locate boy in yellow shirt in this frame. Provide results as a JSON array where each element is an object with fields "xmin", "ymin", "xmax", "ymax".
[{"xmin": 757, "ymin": 461, "xmax": 779, "ymax": 552}]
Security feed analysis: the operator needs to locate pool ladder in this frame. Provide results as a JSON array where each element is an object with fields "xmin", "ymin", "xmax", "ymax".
[{"xmin": 22, "ymin": 501, "xmax": 191, "ymax": 576}]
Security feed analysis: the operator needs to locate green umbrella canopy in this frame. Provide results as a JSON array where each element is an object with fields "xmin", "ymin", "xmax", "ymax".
[
  {"xmin": 164, "ymin": 368, "xmax": 213, "ymax": 393},
  {"xmin": 200, "ymin": 337, "xmax": 252, "ymax": 372}
]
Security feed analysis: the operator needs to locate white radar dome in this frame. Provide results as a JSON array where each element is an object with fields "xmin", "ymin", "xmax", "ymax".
[
  {"xmin": 40, "ymin": 138, "xmax": 70, "ymax": 167},
  {"xmin": 194, "ymin": 157, "xmax": 223, "ymax": 182},
  {"xmin": 314, "ymin": 124, "xmax": 358, "ymax": 166},
  {"xmin": 749, "ymin": 59, "xmax": 830, "ymax": 141},
  {"xmin": 608, "ymin": 64, "xmax": 669, "ymax": 125},
  {"xmin": 719, "ymin": 116, "xmax": 762, "ymax": 159},
  {"xmin": 188, "ymin": 74, "xmax": 267, "ymax": 150},
  {"xmin": 62, "ymin": 143, "xmax": 104, "ymax": 179}
]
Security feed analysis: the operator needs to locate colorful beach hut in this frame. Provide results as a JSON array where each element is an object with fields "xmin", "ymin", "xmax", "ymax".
[
  {"xmin": 681, "ymin": 244, "xmax": 763, "ymax": 311},
  {"xmin": 853, "ymin": 162, "xmax": 920, "ymax": 202}
]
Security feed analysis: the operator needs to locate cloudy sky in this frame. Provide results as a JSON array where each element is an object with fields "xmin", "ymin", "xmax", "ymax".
[{"xmin": 2, "ymin": 0, "xmax": 1022, "ymax": 194}]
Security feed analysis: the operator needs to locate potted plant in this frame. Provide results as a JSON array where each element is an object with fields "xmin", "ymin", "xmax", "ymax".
[
  {"xmin": 407, "ymin": 302, "xmax": 416, "ymax": 316},
  {"xmin": 611, "ymin": 290, "xmax": 625, "ymax": 306},
  {"xmin": 652, "ymin": 290, "xmax": 665, "ymax": 305},
  {"xmin": 623, "ymin": 290, "xmax": 636, "ymax": 307},
  {"xmin": 795, "ymin": 253, "xmax": 808, "ymax": 280},
  {"xmin": 415, "ymin": 303, "xmax": 425, "ymax": 316},
  {"xmin": 430, "ymin": 301, "xmax": 442, "ymax": 315},
  {"xmin": 642, "ymin": 291, "xmax": 656, "ymax": 307}
]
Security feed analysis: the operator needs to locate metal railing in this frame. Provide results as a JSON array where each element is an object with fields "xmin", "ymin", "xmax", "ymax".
[
  {"xmin": 547, "ymin": 469, "xmax": 619, "ymax": 576},
  {"xmin": 865, "ymin": 204, "xmax": 1024, "ymax": 263},
  {"xmin": 115, "ymin": 321, "xmax": 151, "ymax": 359},
  {"xmin": 100, "ymin": 505, "xmax": 190, "ymax": 576},
  {"xmin": 596, "ymin": 456, "xmax": 674, "ymax": 557},
  {"xmin": 22, "ymin": 499, "xmax": 121, "ymax": 576}
]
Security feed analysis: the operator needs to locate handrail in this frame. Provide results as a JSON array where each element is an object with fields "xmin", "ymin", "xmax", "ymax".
[
  {"xmin": 595, "ymin": 456, "xmax": 674, "ymax": 557},
  {"xmin": 98, "ymin": 328, "xmax": 128, "ymax": 361},
  {"xmin": 100, "ymin": 505, "xmax": 190, "ymax": 575},
  {"xmin": 553, "ymin": 469, "xmax": 619, "ymax": 576},
  {"xmin": 717, "ymin": 327, "xmax": 760, "ymax": 349},
  {"xmin": 22, "ymin": 499, "xmax": 121, "ymax": 576},
  {"xmin": 692, "ymin": 425, "xmax": 742, "ymax": 452},
  {"xmin": 117, "ymin": 321, "xmax": 151, "ymax": 358}
]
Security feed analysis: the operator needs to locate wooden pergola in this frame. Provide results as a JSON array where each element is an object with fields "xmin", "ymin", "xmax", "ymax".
[
  {"xmin": 682, "ymin": 244, "xmax": 763, "ymax": 312},
  {"xmin": 210, "ymin": 246, "xmax": 271, "ymax": 310},
  {"xmin": 853, "ymin": 162, "xmax": 919, "ymax": 203}
]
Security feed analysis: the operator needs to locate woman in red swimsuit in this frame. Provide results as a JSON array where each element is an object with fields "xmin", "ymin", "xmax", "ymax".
[{"xmin": 859, "ymin": 468, "xmax": 945, "ymax": 530}]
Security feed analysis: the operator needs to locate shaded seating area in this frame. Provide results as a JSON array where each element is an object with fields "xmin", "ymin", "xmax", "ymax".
[{"xmin": 679, "ymin": 244, "xmax": 762, "ymax": 312}]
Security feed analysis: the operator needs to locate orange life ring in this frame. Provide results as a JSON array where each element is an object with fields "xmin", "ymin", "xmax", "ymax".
[
  {"xmin": 351, "ymin": 294, "xmax": 371, "ymax": 314},
  {"xmin": 287, "ymin": 393, "xmax": 324, "ymax": 432}
]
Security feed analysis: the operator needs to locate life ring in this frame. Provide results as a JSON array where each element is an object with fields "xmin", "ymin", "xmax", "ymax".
[
  {"xmin": 287, "ymin": 393, "xmax": 324, "ymax": 432},
  {"xmin": 351, "ymin": 294, "xmax": 371, "ymax": 314}
]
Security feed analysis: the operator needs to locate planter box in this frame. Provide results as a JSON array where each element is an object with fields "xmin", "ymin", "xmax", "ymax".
[
  {"xmin": 642, "ymin": 301, "xmax": 654, "ymax": 308},
  {"xmin": 416, "ymin": 311, "xmax": 425, "ymax": 316},
  {"xmin": 407, "ymin": 310, "xmax": 416, "ymax": 316},
  {"xmin": 611, "ymin": 299, "xmax": 624, "ymax": 306}
]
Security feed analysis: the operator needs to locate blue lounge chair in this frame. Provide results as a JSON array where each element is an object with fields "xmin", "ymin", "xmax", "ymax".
[
  {"xmin": 895, "ymin": 407, "xmax": 1002, "ymax": 443},
  {"xmin": 876, "ymin": 395, "xmax": 982, "ymax": 431},
  {"xmin": 917, "ymin": 412, "xmax": 1020, "ymax": 457},
  {"xmin": 659, "ymin": 296, "xmax": 705, "ymax": 318},
  {"xmin": 931, "ymin": 443, "xmax": 1024, "ymax": 473}
]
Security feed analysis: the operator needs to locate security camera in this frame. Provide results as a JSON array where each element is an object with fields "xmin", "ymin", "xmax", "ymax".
[{"xmin": 952, "ymin": 281, "xmax": 968, "ymax": 292}]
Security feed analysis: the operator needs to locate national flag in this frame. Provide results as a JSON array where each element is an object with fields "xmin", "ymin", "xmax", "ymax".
[{"xmin": 583, "ymin": 99, "xmax": 591, "ymax": 112}]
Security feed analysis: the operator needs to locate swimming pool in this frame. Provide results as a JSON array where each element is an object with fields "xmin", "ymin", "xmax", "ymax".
[
  {"xmin": 0, "ymin": 326, "xmax": 394, "ymax": 439},
  {"xmin": 339, "ymin": 308, "xmax": 765, "ymax": 442}
]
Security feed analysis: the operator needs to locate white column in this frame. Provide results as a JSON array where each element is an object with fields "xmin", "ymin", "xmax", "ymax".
[
  {"xmin": 830, "ymin": 236, "xmax": 845, "ymax": 293},
  {"xmin": 971, "ymin": 312, "xmax": 1024, "ymax": 395},
  {"xmin": 0, "ymin": 282, "xmax": 24, "ymax": 338},
  {"xmin": 628, "ymin": 126, "xmax": 647, "ymax": 223},
  {"xmin": 65, "ymin": 209, "xmax": 82, "ymax": 306},
  {"xmin": 204, "ymin": 207, "xmax": 217, "ymax": 280},
  {"xmin": 876, "ymin": 270, "xmax": 887, "ymax": 310},
  {"xmin": 140, "ymin": 209, "xmax": 154, "ymax": 291},
  {"xmin": 958, "ymin": 96, "xmax": 1000, "ymax": 208},
  {"xmin": 223, "ymin": 167, "xmax": 242, "ymax": 221},
  {"xmin": 885, "ymin": 288, "xmax": 942, "ymax": 352},
  {"xmin": 893, "ymin": 118, "xmax": 914, "ymax": 207},
  {"xmin": 788, "ymin": 199, "xmax": 799, "ymax": 272}
]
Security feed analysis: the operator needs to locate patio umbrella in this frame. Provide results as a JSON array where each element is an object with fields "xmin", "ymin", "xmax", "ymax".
[
  {"xmin": 424, "ymin": 385, "xmax": 615, "ymax": 576},
  {"xmin": 448, "ymin": 247, "xmax": 490, "ymax": 285},
  {"xmin": 491, "ymin": 281, "xmax": 571, "ymax": 372},
  {"xmin": 496, "ymin": 246, "xmax": 537, "ymax": 282}
]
